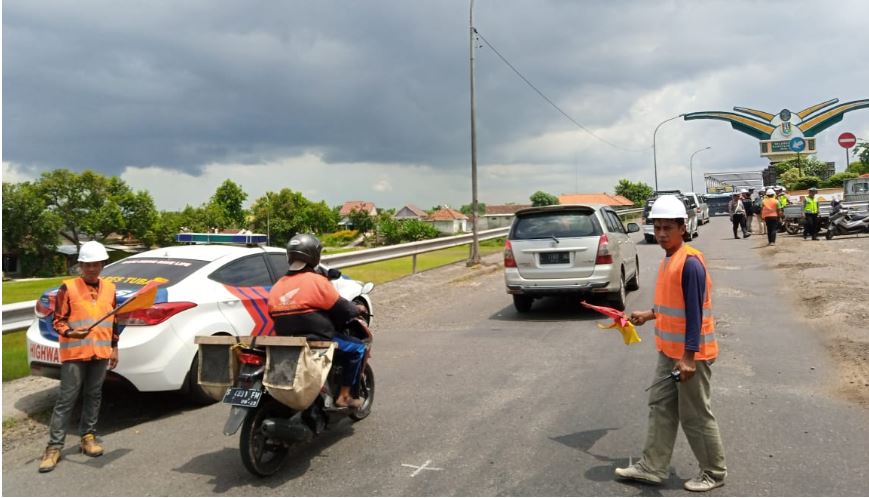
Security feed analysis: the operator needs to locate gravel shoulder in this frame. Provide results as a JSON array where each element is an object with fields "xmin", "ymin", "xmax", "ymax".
[{"xmin": 758, "ymin": 230, "xmax": 869, "ymax": 407}]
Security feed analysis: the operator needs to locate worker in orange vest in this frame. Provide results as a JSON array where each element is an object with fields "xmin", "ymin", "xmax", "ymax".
[
  {"xmin": 39, "ymin": 241, "xmax": 119, "ymax": 473},
  {"xmin": 761, "ymin": 189, "xmax": 782, "ymax": 246},
  {"xmin": 614, "ymin": 195, "xmax": 727, "ymax": 493}
]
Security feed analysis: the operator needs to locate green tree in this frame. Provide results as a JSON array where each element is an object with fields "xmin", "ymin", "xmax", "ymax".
[
  {"xmin": 779, "ymin": 168, "xmax": 803, "ymax": 191},
  {"xmin": 348, "ymin": 208, "xmax": 375, "ymax": 234},
  {"xmin": 846, "ymin": 141, "xmax": 869, "ymax": 175},
  {"xmin": 614, "ymin": 179, "xmax": 654, "ymax": 206},
  {"xmin": 459, "ymin": 203, "xmax": 487, "ymax": 216},
  {"xmin": 2, "ymin": 181, "xmax": 64, "ymax": 275},
  {"xmin": 530, "ymin": 191, "xmax": 559, "ymax": 207},
  {"xmin": 208, "ymin": 180, "xmax": 248, "ymax": 229},
  {"xmin": 821, "ymin": 171, "xmax": 859, "ymax": 188},
  {"xmin": 249, "ymin": 189, "xmax": 340, "ymax": 247},
  {"xmin": 791, "ymin": 176, "xmax": 821, "ymax": 191}
]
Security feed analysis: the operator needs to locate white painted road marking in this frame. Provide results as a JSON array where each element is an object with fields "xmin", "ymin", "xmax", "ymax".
[{"xmin": 401, "ymin": 460, "xmax": 443, "ymax": 477}]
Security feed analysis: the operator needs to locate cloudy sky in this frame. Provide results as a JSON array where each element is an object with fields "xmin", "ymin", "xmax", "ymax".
[{"xmin": 4, "ymin": 0, "xmax": 869, "ymax": 211}]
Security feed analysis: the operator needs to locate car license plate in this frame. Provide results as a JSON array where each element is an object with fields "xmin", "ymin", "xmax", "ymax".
[
  {"xmin": 540, "ymin": 252, "xmax": 569, "ymax": 265},
  {"xmin": 222, "ymin": 387, "xmax": 263, "ymax": 407}
]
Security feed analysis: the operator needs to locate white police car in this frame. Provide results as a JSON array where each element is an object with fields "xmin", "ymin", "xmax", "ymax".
[{"xmin": 26, "ymin": 234, "xmax": 374, "ymax": 402}]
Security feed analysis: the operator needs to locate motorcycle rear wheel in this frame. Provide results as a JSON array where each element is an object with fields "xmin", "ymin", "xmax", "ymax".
[
  {"xmin": 350, "ymin": 364, "xmax": 375, "ymax": 422},
  {"xmin": 240, "ymin": 399, "xmax": 291, "ymax": 477},
  {"xmin": 826, "ymin": 227, "xmax": 835, "ymax": 240}
]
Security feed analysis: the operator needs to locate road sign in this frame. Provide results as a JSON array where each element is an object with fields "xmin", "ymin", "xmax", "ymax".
[
  {"xmin": 788, "ymin": 137, "xmax": 806, "ymax": 152},
  {"xmin": 838, "ymin": 132, "xmax": 857, "ymax": 149}
]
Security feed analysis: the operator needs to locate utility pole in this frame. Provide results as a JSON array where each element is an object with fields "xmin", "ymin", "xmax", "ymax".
[{"xmin": 467, "ymin": 0, "xmax": 481, "ymax": 265}]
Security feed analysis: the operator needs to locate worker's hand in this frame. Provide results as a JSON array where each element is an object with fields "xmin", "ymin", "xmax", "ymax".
[
  {"xmin": 675, "ymin": 356, "xmax": 696, "ymax": 383},
  {"xmin": 65, "ymin": 327, "xmax": 91, "ymax": 339},
  {"xmin": 629, "ymin": 310, "xmax": 655, "ymax": 326},
  {"xmin": 108, "ymin": 347, "xmax": 119, "ymax": 370}
]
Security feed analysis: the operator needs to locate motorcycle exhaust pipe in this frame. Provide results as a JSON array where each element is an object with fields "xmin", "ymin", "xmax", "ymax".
[{"xmin": 261, "ymin": 418, "xmax": 313, "ymax": 443}]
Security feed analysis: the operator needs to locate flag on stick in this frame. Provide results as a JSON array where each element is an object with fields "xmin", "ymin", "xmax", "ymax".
[
  {"xmin": 86, "ymin": 281, "xmax": 160, "ymax": 331},
  {"xmin": 580, "ymin": 300, "xmax": 641, "ymax": 345}
]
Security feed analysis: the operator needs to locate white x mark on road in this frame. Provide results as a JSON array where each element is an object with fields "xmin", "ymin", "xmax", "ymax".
[{"xmin": 401, "ymin": 460, "xmax": 443, "ymax": 477}]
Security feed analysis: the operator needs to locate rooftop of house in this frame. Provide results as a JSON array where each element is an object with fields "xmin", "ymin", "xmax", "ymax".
[
  {"xmin": 426, "ymin": 207, "xmax": 468, "ymax": 221},
  {"xmin": 558, "ymin": 192, "xmax": 635, "ymax": 206},
  {"xmin": 397, "ymin": 204, "xmax": 428, "ymax": 217},
  {"xmin": 339, "ymin": 201, "xmax": 377, "ymax": 217},
  {"xmin": 485, "ymin": 203, "xmax": 532, "ymax": 215}
]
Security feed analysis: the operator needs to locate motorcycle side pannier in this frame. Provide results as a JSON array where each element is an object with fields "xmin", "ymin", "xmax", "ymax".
[
  {"xmin": 194, "ymin": 336, "xmax": 240, "ymax": 402},
  {"xmin": 257, "ymin": 336, "xmax": 335, "ymax": 410}
]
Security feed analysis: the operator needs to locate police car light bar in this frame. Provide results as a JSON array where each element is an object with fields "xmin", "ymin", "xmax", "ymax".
[{"xmin": 175, "ymin": 233, "xmax": 268, "ymax": 245}]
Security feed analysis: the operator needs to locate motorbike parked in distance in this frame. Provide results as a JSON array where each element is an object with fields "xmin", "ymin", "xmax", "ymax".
[{"xmin": 825, "ymin": 202, "xmax": 869, "ymax": 240}]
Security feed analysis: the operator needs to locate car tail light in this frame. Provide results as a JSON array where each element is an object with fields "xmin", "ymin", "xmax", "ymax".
[
  {"xmin": 238, "ymin": 352, "xmax": 264, "ymax": 365},
  {"xmin": 595, "ymin": 234, "xmax": 613, "ymax": 264},
  {"xmin": 504, "ymin": 240, "xmax": 517, "ymax": 268},
  {"xmin": 117, "ymin": 302, "xmax": 197, "ymax": 326},
  {"xmin": 34, "ymin": 295, "xmax": 55, "ymax": 318}
]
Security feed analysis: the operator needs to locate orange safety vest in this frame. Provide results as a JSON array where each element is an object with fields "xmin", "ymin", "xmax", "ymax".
[
  {"xmin": 58, "ymin": 278, "xmax": 116, "ymax": 362},
  {"xmin": 761, "ymin": 197, "xmax": 779, "ymax": 219},
  {"xmin": 652, "ymin": 244, "xmax": 717, "ymax": 361}
]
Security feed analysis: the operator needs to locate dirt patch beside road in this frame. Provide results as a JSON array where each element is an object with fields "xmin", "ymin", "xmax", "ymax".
[{"xmin": 759, "ymin": 233, "xmax": 869, "ymax": 407}]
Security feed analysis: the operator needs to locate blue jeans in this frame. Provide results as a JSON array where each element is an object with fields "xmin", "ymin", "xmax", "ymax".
[{"xmin": 332, "ymin": 335, "xmax": 366, "ymax": 387}]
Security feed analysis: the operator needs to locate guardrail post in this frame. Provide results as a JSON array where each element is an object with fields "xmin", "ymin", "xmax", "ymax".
[{"xmin": 412, "ymin": 254, "xmax": 418, "ymax": 274}]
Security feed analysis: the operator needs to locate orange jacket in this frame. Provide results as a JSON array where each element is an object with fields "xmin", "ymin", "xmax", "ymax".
[
  {"xmin": 652, "ymin": 245, "xmax": 717, "ymax": 361},
  {"xmin": 55, "ymin": 278, "xmax": 116, "ymax": 362},
  {"xmin": 761, "ymin": 197, "xmax": 779, "ymax": 219}
]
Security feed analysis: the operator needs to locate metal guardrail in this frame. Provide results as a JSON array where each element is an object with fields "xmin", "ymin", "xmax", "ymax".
[{"xmin": 1, "ymin": 207, "xmax": 643, "ymax": 333}]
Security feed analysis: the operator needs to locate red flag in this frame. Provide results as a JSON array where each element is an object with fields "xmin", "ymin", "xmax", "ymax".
[{"xmin": 580, "ymin": 301, "xmax": 641, "ymax": 345}]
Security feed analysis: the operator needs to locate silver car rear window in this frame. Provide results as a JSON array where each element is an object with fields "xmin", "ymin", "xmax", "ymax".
[{"xmin": 511, "ymin": 212, "xmax": 601, "ymax": 240}]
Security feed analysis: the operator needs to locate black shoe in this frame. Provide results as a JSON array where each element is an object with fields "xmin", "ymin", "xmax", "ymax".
[{"xmin": 734, "ymin": 236, "xmax": 740, "ymax": 239}]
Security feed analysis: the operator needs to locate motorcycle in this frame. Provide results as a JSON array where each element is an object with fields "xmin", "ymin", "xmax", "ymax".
[
  {"xmin": 222, "ymin": 300, "xmax": 375, "ymax": 477},
  {"xmin": 825, "ymin": 203, "xmax": 869, "ymax": 240}
]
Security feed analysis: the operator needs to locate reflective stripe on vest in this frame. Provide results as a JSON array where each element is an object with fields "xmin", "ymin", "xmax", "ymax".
[
  {"xmin": 804, "ymin": 197, "xmax": 819, "ymax": 214},
  {"xmin": 58, "ymin": 278, "xmax": 115, "ymax": 362},
  {"xmin": 652, "ymin": 244, "xmax": 718, "ymax": 361}
]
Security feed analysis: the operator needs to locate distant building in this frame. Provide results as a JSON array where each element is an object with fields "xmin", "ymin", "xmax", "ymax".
[
  {"xmin": 479, "ymin": 203, "xmax": 531, "ymax": 230},
  {"xmin": 338, "ymin": 201, "xmax": 378, "ymax": 229},
  {"xmin": 558, "ymin": 192, "xmax": 635, "ymax": 206},
  {"xmin": 425, "ymin": 207, "xmax": 468, "ymax": 234},
  {"xmin": 394, "ymin": 204, "xmax": 428, "ymax": 221}
]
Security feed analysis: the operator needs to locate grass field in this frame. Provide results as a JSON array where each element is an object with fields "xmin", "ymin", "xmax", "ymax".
[
  {"xmin": 2, "ymin": 277, "xmax": 66, "ymax": 304},
  {"xmin": 340, "ymin": 239, "xmax": 504, "ymax": 284},
  {"xmin": 3, "ymin": 331, "xmax": 29, "ymax": 381}
]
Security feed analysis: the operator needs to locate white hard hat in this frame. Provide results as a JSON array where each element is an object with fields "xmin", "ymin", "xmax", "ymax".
[
  {"xmin": 766, "ymin": 189, "xmax": 775, "ymax": 196},
  {"xmin": 740, "ymin": 189, "xmax": 748, "ymax": 194},
  {"xmin": 78, "ymin": 241, "xmax": 109, "ymax": 263},
  {"xmin": 647, "ymin": 195, "xmax": 687, "ymax": 221}
]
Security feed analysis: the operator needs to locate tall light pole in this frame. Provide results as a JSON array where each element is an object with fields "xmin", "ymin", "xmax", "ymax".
[
  {"xmin": 467, "ymin": 0, "xmax": 480, "ymax": 265},
  {"xmin": 652, "ymin": 114, "xmax": 685, "ymax": 191},
  {"xmin": 689, "ymin": 146, "xmax": 711, "ymax": 193}
]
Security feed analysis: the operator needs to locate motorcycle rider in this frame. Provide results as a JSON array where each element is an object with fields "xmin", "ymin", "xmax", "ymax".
[{"xmin": 267, "ymin": 233, "xmax": 367, "ymax": 409}]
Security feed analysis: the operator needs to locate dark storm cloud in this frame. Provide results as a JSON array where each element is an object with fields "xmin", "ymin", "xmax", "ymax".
[{"xmin": 3, "ymin": 0, "xmax": 869, "ymax": 182}]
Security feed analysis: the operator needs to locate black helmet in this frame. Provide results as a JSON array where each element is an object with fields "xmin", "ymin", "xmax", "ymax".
[{"xmin": 286, "ymin": 233, "xmax": 322, "ymax": 270}]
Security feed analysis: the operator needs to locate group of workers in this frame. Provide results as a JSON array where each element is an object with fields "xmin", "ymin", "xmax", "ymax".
[{"xmin": 728, "ymin": 185, "xmax": 823, "ymax": 245}]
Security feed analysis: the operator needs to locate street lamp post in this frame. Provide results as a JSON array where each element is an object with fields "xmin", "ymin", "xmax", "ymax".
[
  {"xmin": 265, "ymin": 193, "xmax": 271, "ymax": 246},
  {"xmin": 689, "ymin": 146, "xmax": 711, "ymax": 193},
  {"xmin": 652, "ymin": 114, "xmax": 685, "ymax": 191}
]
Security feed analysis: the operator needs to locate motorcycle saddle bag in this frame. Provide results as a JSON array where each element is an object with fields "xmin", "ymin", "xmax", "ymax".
[{"xmin": 263, "ymin": 340, "xmax": 335, "ymax": 410}]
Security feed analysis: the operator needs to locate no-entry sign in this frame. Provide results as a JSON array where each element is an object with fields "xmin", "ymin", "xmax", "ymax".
[{"xmin": 838, "ymin": 132, "xmax": 857, "ymax": 148}]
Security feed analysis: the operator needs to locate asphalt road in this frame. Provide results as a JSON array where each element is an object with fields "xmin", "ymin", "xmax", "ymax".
[{"xmin": 4, "ymin": 216, "xmax": 868, "ymax": 496}]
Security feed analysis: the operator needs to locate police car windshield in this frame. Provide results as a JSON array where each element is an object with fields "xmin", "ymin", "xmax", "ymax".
[{"xmin": 102, "ymin": 258, "xmax": 208, "ymax": 291}]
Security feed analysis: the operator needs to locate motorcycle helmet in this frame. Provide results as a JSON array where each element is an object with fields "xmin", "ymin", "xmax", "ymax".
[{"xmin": 286, "ymin": 233, "xmax": 322, "ymax": 271}]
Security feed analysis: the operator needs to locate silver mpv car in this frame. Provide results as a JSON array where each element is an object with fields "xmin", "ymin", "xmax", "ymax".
[{"xmin": 504, "ymin": 204, "xmax": 640, "ymax": 312}]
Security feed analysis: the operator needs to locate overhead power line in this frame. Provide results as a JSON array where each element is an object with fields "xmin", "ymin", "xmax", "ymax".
[{"xmin": 474, "ymin": 28, "xmax": 649, "ymax": 153}]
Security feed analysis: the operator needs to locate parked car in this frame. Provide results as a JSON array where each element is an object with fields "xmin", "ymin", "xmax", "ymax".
[
  {"xmin": 686, "ymin": 192, "xmax": 710, "ymax": 225},
  {"xmin": 641, "ymin": 195, "xmax": 698, "ymax": 243},
  {"xmin": 503, "ymin": 204, "xmax": 640, "ymax": 312},
  {"xmin": 26, "ymin": 242, "xmax": 374, "ymax": 403}
]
